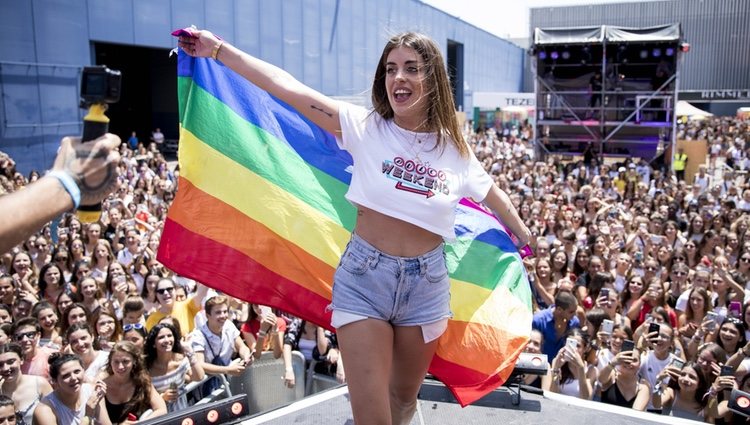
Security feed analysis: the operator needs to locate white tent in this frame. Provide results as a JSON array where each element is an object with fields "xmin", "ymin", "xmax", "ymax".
[{"xmin": 676, "ymin": 101, "xmax": 713, "ymax": 117}]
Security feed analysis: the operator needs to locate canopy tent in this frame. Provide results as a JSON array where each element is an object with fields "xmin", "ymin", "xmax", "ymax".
[
  {"xmin": 676, "ymin": 101, "xmax": 713, "ymax": 118},
  {"xmin": 533, "ymin": 23, "xmax": 681, "ymax": 46}
]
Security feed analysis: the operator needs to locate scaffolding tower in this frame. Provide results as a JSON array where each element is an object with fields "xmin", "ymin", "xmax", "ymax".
[{"xmin": 530, "ymin": 24, "xmax": 684, "ymax": 163}]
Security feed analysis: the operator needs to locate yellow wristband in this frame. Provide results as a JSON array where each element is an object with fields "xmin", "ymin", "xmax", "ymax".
[{"xmin": 211, "ymin": 40, "xmax": 225, "ymax": 60}]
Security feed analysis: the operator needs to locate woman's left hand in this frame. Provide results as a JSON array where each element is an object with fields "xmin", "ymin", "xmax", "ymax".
[{"xmin": 177, "ymin": 29, "xmax": 220, "ymax": 58}]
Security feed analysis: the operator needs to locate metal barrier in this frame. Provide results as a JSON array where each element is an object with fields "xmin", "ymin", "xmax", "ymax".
[
  {"xmin": 228, "ymin": 351, "xmax": 306, "ymax": 415},
  {"xmin": 304, "ymin": 359, "xmax": 341, "ymax": 396}
]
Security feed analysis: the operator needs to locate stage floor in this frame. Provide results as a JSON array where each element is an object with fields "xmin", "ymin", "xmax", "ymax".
[{"xmin": 240, "ymin": 380, "xmax": 699, "ymax": 424}]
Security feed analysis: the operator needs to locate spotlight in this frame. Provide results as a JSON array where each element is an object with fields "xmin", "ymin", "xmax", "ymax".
[
  {"xmin": 666, "ymin": 47, "xmax": 675, "ymax": 56},
  {"xmin": 680, "ymin": 42, "xmax": 691, "ymax": 53},
  {"xmin": 640, "ymin": 50, "xmax": 648, "ymax": 59},
  {"xmin": 538, "ymin": 51, "xmax": 547, "ymax": 60},
  {"xmin": 652, "ymin": 48, "xmax": 661, "ymax": 57},
  {"xmin": 561, "ymin": 51, "xmax": 570, "ymax": 60},
  {"xmin": 551, "ymin": 51, "xmax": 559, "ymax": 60}
]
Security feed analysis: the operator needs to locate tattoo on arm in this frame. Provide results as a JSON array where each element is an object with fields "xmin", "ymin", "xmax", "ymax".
[{"xmin": 310, "ymin": 105, "xmax": 333, "ymax": 118}]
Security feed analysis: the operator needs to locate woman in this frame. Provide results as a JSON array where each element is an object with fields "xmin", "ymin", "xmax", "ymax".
[
  {"xmin": 83, "ymin": 222, "xmax": 103, "ymax": 258},
  {"xmin": 282, "ymin": 318, "xmax": 341, "ymax": 388},
  {"xmin": 90, "ymin": 240, "xmax": 114, "ymax": 282},
  {"xmin": 543, "ymin": 328, "xmax": 597, "ymax": 400},
  {"xmin": 620, "ymin": 276, "xmax": 645, "ymax": 317},
  {"xmin": 78, "ymin": 277, "xmax": 105, "ymax": 315},
  {"xmin": 139, "ymin": 268, "xmax": 161, "ymax": 317},
  {"xmin": 91, "ymin": 310, "xmax": 121, "ymax": 351},
  {"xmin": 549, "ymin": 249, "xmax": 570, "ymax": 286},
  {"xmin": 178, "ymin": 29, "xmax": 530, "ymax": 425},
  {"xmin": 60, "ymin": 303, "xmax": 90, "ymax": 339},
  {"xmin": 653, "ymin": 363, "xmax": 709, "ymax": 421},
  {"xmin": 31, "ymin": 301, "xmax": 62, "ymax": 350},
  {"xmin": 67, "ymin": 238, "xmax": 86, "ymax": 267},
  {"xmin": 32, "ymin": 353, "xmax": 111, "ymax": 425},
  {"xmin": 55, "ymin": 291, "xmax": 75, "ymax": 319},
  {"xmin": 662, "ymin": 220, "xmax": 685, "ymax": 250},
  {"xmin": 37, "ymin": 263, "xmax": 66, "ymax": 304},
  {"xmin": 145, "ymin": 323, "xmax": 204, "ymax": 412},
  {"xmin": 627, "ymin": 278, "xmax": 677, "ymax": 329},
  {"xmin": 572, "ymin": 246, "xmax": 592, "ymax": 278},
  {"xmin": 66, "ymin": 323, "xmax": 109, "ymax": 380},
  {"xmin": 0, "ymin": 343, "xmax": 52, "ymax": 425},
  {"xmin": 686, "ymin": 215, "xmax": 706, "ymax": 243},
  {"xmin": 684, "ymin": 240, "xmax": 700, "ymax": 269},
  {"xmin": 530, "ymin": 258, "xmax": 555, "ymax": 310},
  {"xmin": 241, "ymin": 304, "xmax": 286, "ymax": 360},
  {"xmin": 716, "ymin": 317, "xmax": 747, "ymax": 357},
  {"xmin": 121, "ymin": 323, "xmax": 147, "ymax": 354},
  {"xmin": 52, "ymin": 248, "xmax": 73, "ymax": 284},
  {"xmin": 678, "ymin": 287, "xmax": 710, "ymax": 343},
  {"xmin": 102, "ymin": 341, "xmax": 167, "ymax": 423},
  {"xmin": 597, "ymin": 348, "xmax": 649, "ymax": 410}
]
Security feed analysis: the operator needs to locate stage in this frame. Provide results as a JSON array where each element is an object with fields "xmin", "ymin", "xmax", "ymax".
[{"xmin": 240, "ymin": 379, "xmax": 699, "ymax": 424}]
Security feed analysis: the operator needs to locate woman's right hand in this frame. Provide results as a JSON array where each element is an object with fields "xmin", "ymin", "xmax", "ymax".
[
  {"xmin": 162, "ymin": 388, "xmax": 178, "ymax": 402},
  {"xmin": 283, "ymin": 369, "xmax": 295, "ymax": 388},
  {"xmin": 177, "ymin": 29, "xmax": 220, "ymax": 58},
  {"xmin": 86, "ymin": 380, "xmax": 107, "ymax": 412}
]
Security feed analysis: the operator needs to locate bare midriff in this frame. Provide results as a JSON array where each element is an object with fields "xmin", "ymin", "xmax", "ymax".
[{"xmin": 353, "ymin": 205, "xmax": 442, "ymax": 257}]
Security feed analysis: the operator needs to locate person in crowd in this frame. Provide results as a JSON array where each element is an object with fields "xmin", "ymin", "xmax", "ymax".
[
  {"xmin": 282, "ymin": 318, "xmax": 343, "ymax": 388},
  {"xmin": 597, "ymin": 346, "xmax": 650, "ymax": 410},
  {"xmin": 241, "ymin": 304, "xmax": 286, "ymax": 360},
  {"xmin": 0, "ymin": 343, "xmax": 52, "ymax": 425},
  {"xmin": 121, "ymin": 323, "xmax": 147, "ymax": 354},
  {"xmin": 177, "ymin": 28, "xmax": 530, "ymax": 425},
  {"xmin": 532, "ymin": 291, "xmax": 581, "ymax": 359},
  {"xmin": 31, "ymin": 301, "xmax": 62, "ymax": 351},
  {"xmin": 101, "ymin": 341, "xmax": 167, "ymax": 422},
  {"xmin": 191, "ymin": 296, "xmax": 252, "ymax": 379},
  {"xmin": 32, "ymin": 353, "xmax": 111, "ymax": 425},
  {"xmin": 65, "ymin": 323, "xmax": 109, "ymax": 380},
  {"xmin": 652, "ymin": 363, "xmax": 709, "ymax": 421},
  {"xmin": 60, "ymin": 303, "xmax": 90, "ymax": 338},
  {"xmin": 520, "ymin": 329, "xmax": 544, "ymax": 388},
  {"xmin": 145, "ymin": 323, "xmax": 204, "ymax": 412},
  {"xmin": 0, "ymin": 395, "xmax": 16, "ymax": 425},
  {"xmin": 79, "ymin": 277, "xmax": 105, "ymax": 315},
  {"xmin": 91, "ymin": 310, "xmax": 121, "ymax": 351},
  {"xmin": 543, "ymin": 328, "xmax": 597, "ymax": 400},
  {"xmin": 11, "ymin": 318, "xmax": 55, "ymax": 379},
  {"xmin": 145, "ymin": 278, "xmax": 208, "ymax": 333}
]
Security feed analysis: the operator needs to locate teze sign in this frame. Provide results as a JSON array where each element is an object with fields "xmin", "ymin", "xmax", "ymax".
[{"xmin": 680, "ymin": 90, "xmax": 750, "ymax": 102}]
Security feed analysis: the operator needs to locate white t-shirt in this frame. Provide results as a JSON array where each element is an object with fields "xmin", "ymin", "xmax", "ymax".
[{"xmin": 337, "ymin": 104, "xmax": 493, "ymax": 239}]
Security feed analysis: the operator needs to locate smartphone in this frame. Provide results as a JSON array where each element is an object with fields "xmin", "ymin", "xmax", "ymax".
[
  {"xmin": 651, "ymin": 235, "xmax": 662, "ymax": 244},
  {"xmin": 566, "ymin": 337, "xmax": 579, "ymax": 350},
  {"xmin": 601, "ymin": 319, "xmax": 614, "ymax": 334},
  {"xmin": 600, "ymin": 288, "xmax": 610, "ymax": 299},
  {"xmin": 721, "ymin": 365, "xmax": 735, "ymax": 377},
  {"xmin": 621, "ymin": 339, "xmax": 635, "ymax": 353},
  {"xmin": 707, "ymin": 311, "xmax": 720, "ymax": 330},
  {"xmin": 648, "ymin": 322, "xmax": 661, "ymax": 335},
  {"xmin": 730, "ymin": 301, "xmax": 742, "ymax": 319},
  {"xmin": 670, "ymin": 357, "xmax": 685, "ymax": 370}
]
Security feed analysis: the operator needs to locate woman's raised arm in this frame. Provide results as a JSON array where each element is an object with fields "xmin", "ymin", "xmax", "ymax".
[{"xmin": 178, "ymin": 30, "xmax": 341, "ymax": 136}]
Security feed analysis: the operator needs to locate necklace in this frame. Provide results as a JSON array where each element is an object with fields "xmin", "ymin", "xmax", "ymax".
[{"xmin": 393, "ymin": 121, "xmax": 432, "ymax": 165}]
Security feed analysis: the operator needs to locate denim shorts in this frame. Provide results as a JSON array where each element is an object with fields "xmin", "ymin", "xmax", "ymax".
[{"xmin": 330, "ymin": 233, "xmax": 452, "ymax": 329}]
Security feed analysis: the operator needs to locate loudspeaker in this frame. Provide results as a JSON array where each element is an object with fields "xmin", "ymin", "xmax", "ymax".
[
  {"xmin": 139, "ymin": 394, "xmax": 250, "ymax": 425},
  {"xmin": 510, "ymin": 352, "xmax": 549, "ymax": 377},
  {"xmin": 729, "ymin": 388, "xmax": 750, "ymax": 418}
]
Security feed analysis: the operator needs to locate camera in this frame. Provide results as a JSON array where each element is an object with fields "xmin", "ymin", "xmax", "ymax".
[{"xmin": 80, "ymin": 66, "xmax": 121, "ymax": 105}]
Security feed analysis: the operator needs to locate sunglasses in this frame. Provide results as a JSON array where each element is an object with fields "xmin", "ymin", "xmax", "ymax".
[
  {"xmin": 741, "ymin": 258, "xmax": 750, "ymax": 263},
  {"xmin": 156, "ymin": 287, "xmax": 175, "ymax": 295},
  {"xmin": 123, "ymin": 323, "xmax": 145, "ymax": 332},
  {"xmin": 672, "ymin": 271, "xmax": 688, "ymax": 276},
  {"xmin": 13, "ymin": 331, "xmax": 37, "ymax": 341}
]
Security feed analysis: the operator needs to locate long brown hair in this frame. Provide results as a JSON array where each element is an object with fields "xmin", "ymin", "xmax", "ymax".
[
  {"xmin": 106, "ymin": 341, "xmax": 153, "ymax": 420},
  {"xmin": 371, "ymin": 32, "xmax": 468, "ymax": 158}
]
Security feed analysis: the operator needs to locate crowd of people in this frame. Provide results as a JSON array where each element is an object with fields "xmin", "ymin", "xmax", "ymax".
[
  {"xmin": 1, "ymin": 112, "xmax": 749, "ymax": 423},
  {"xmin": 480, "ymin": 115, "xmax": 750, "ymax": 422},
  {"xmin": 0, "ymin": 138, "xmax": 344, "ymax": 424}
]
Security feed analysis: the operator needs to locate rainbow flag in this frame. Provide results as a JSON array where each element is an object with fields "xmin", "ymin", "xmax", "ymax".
[{"xmin": 158, "ymin": 50, "xmax": 532, "ymax": 406}]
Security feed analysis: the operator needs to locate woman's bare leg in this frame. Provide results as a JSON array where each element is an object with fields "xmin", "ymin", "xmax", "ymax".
[
  {"xmin": 337, "ymin": 318, "xmax": 394, "ymax": 425},
  {"xmin": 390, "ymin": 325, "xmax": 438, "ymax": 425}
]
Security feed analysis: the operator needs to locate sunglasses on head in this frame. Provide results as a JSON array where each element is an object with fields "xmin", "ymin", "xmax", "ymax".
[{"xmin": 123, "ymin": 323, "xmax": 145, "ymax": 332}]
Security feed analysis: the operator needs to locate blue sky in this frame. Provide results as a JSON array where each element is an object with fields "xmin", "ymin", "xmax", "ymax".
[{"xmin": 421, "ymin": 0, "xmax": 659, "ymax": 39}]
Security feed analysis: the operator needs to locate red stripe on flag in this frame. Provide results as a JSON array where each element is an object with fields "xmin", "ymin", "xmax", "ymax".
[{"xmin": 157, "ymin": 218, "xmax": 333, "ymax": 329}]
